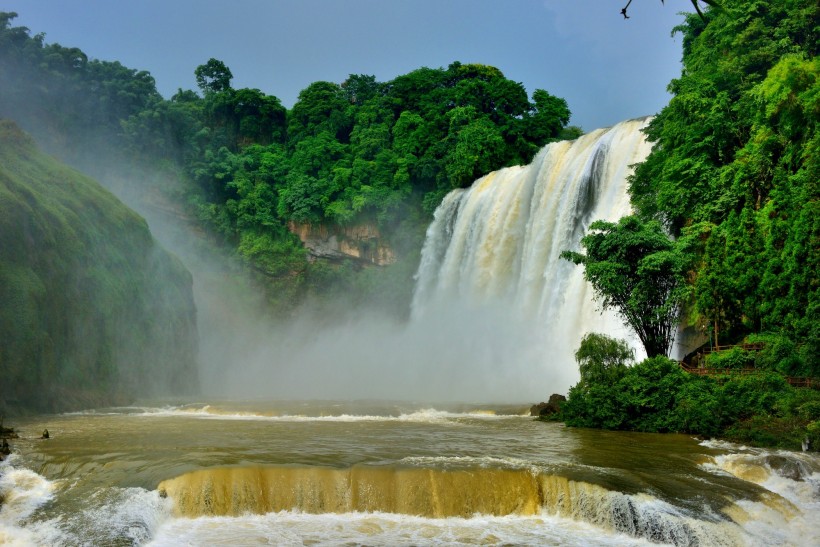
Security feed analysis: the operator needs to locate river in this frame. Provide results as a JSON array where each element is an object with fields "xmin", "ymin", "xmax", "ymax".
[{"xmin": 1, "ymin": 400, "xmax": 817, "ymax": 546}]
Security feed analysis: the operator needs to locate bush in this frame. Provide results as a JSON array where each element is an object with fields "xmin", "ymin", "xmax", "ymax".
[
  {"xmin": 717, "ymin": 372, "xmax": 790, "ymax": 422},
  {"xmin": 615, "ymin": 356, "xmax": 688, "ymax": 432},
  {"xmin": 705, "ymin": 346, "xmax": 754, "ymax": 369},
  {"xmin": 669, "ymin": 377, "xmax": 722, "ymax": 436},
  {"xmin": 563, "ymin": 383, "xmax": 626, "ymax": 430},
  {"xmin": 560, "ymin": 346, "xmax": 820, "ymax": 450},
  {"xmin": 747, "ymin": 333, "xmax": 805, "ymax": 376}
]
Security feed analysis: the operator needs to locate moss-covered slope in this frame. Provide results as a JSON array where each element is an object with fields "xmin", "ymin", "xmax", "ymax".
[{"xmin": 0, "ymin": 120, "xmax": 197, "ymax": 413}]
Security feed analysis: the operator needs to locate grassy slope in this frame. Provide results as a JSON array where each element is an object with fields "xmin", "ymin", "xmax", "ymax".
[{"xmin": 0, "ymin": 120, "xmax": 198, "ymax": 414}]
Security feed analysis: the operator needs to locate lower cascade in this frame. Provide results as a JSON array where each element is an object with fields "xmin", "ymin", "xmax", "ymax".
[
  {"xmin": 157, "ymin": 463, "xmax": 763, "ymax": 546},
  {"xmin": 4, "ymin": 403, "xmax": 818, "ymax": 546},
  {"xmin": 412, "ymin": 118, "xmax": 653, "ymax": 389}
]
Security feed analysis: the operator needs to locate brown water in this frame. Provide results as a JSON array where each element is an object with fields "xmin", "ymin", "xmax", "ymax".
[{"xmin": 1, "ymin": 400, "xmax": 818, "ymax": 546}]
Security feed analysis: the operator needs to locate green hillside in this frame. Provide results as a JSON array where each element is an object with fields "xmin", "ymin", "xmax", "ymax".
[{"xmin": 0, "ymin": 120, "xmax": 197, "ymax": 413}]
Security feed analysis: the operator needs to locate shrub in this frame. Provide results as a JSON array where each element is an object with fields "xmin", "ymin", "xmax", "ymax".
[
  {"xmin": 575, "ymin": 332, "xmax": 634, "ymax": 386},
  {"xmin": 747, "ymin": 333, "xmax": 805, "ymax": 376},
  {"xmin": 705, "ymin": 346, "xmax": 754, "ymax": 369}
]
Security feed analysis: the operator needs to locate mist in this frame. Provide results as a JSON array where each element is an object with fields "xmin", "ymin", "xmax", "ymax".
[
  {"xmin": 13, "ymin": 113, "xmax": 650, "ymax": 406},
  {"xmin": 201, "ymin": 299, "xmax": 573, "ymax": 403},
  {"xmin": 70, "ymin": 154, "xmax": 587, "ymax": 404},
  {"xmin": 1, "ymin": 37, "xmax": 650, "ymax": 406}
]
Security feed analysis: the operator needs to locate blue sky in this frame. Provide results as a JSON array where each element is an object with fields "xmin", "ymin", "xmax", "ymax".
[{"xmin": 8, "ymin": 1, "xmax": 689, "ymax": 131}]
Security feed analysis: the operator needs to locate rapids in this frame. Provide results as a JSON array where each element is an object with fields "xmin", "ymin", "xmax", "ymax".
[
  {"xmin": 1, "ymin": 401, "xmax": 818, "ymax": 546},
  {"xmin": 3, "ymin": 122, "xmax": 817, "ymax": 546}
]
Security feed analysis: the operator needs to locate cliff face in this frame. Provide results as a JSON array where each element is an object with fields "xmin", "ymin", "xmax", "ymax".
[
  {"xmin": 0, "ymin": 121, "xmax": 198, "ymax": 414},
  {"xmin": 288, "ymin": 221, "xmax": 396, "ymax": 266}
]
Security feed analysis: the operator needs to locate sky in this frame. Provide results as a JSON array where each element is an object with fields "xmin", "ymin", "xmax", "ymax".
[{"xmin": 7, "ymin": 1, "xmax": 688, "ymax": 133}]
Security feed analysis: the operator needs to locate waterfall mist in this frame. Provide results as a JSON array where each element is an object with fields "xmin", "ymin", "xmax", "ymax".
[
  {"xmin": 17, "ymin": 109, "xmax": 652, "ymax": 403},
  {"xmin": 207, "ymin": 118, "xmax": 654, "ymax": 403}
]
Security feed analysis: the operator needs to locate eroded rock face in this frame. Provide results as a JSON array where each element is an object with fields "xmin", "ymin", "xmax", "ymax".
[
  {"xmin": 530, "ymin": 394, "xmax": 567, "ymax": 417},
  {"xmin": 288, "ymin": 221, "xmax": 396, "ymax": 266}
]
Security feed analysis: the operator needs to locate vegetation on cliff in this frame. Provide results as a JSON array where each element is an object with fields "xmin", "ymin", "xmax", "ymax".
[
  {"xmin": 0, "ymin": 11, "xmax": 579, "ymax": 314},
  {"xmin": 0, "ymin": 121, "xmax": 198, "ymax": 414},
  {"xmin": 629, "ymin": 0, "xmax": 818, "ymax": 368},
  {"xmin": 562, "ymin": 0, "xmax": 818, "ymax": 448}
]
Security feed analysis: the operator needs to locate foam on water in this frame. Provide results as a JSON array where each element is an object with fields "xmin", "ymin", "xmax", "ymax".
[
  {"xmin": 699, "ymin": 442, "xmax": 820, "ymax": 546},
  {"xmin": 399, "ymin": 454, "xmax": 539, "ymax": 471},
  {"xmin": 102, "ymin": 404, "xmax": 526, "ymax": 424},
  {"xmin": 1, "ymin": 454, "xmax": 176, "ymax": 546},
  {"xmin": 145, "ymin": 510, "xmax": 665, "ymax": 547},
  {"xmin": 0, "ymin": 456, "xmax": 63, "ymax": 546}
]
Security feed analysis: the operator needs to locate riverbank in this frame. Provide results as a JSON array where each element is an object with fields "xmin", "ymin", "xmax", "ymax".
[{"xmin": 534, "ymin": 362, "xmax": 820, "ymax": 453}]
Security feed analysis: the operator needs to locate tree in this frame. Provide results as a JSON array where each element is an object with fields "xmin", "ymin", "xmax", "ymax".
[
  {"xmin": 526, "ymin": 89, "xmax": 571, "ymax": 144},
  {"xmin": 575, "ymin": 332, "xmax": 634, "ymax": 386},
  {"xmin": 620, "ymin": 1, "xmax": 721, "ymax": 21},
  {"xmin": 287, "ymin": 81, "xmax": 351, "ymax": 144},
  {"xmin": 195, "ymin": 58, "xmax": 233, "ymax": 95},
  {"xmin": 628, "ymin": 0, "xmax": 818, "ymax": 356},
  {"xmin": 561, "ymin": 216, "xmax": 690, "ymax": 358}
]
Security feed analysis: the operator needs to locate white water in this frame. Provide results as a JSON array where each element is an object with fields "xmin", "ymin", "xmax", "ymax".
[
  {"xmin": 6, "ymin": 119, "xmax": 818, "ymax": 546},
  {"xmin": 3, "ymin": 405, "xmax": 820, "ymax": 546},
  {"xmin": 413, "ymin": 118, "xmax": 653, "ymax": 391}
]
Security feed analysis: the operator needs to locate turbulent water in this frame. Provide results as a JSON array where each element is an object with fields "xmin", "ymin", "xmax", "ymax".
[
  {"xmin": 4, "ymin": 121, "xmax": 817, "ymax": 546},
  {"xmin": 1, "ymin": 401, "xmax": 818, "ymax": 546},
  {"xmin": 413, "ymin": 117, "xmax": 653, "ymax": 389}
]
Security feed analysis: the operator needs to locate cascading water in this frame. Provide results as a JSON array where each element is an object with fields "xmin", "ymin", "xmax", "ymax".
[
  {"xmin": 6, "ymin": 118, "xmax": 818, "ymax": 547},
  {"xmin": 6, "ymin": 404, "xmax": 818, "ymax": 546},
  {"xmin": 412, "ymin": 118, "xmax": 654, "ymax": 386}
]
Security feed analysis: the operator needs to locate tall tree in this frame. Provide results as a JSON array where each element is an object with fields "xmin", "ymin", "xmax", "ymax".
[
  {"xmin": 195, "ymin": 58, "xmax": 233, "ymax": 95},
  {"xmin": 561, "ymin": 216, "xmax": 690, "ymax": 358}
]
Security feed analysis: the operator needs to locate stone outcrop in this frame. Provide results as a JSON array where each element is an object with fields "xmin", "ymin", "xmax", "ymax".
[
  {"xmin": 288, "ymin": 221, "xmax": 396, "ymax": 266},
  {"xmin": 530, "ymin": 394, "xmax": 567, "ymax": 417}
]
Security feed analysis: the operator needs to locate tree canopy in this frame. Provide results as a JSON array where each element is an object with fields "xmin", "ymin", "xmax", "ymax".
[
  {"xmin": 0, "ymin": 12, "xmax": 577, "ymax": 312},
  {"xmin": 562, "ymin": 217, "xmax": 690, "ymax": 358},
  {"xmin": 574, "ymin": 333, "xmax": 635, "ymax": 386},
  {"xmin": 628, "ymin": 0, "xmax": 818, "ymax": 370}
]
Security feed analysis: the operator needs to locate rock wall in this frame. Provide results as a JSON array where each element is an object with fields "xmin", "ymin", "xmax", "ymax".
[{"xmin": 288, "ymin": 221, "xmax": 396, "ymax": 266}]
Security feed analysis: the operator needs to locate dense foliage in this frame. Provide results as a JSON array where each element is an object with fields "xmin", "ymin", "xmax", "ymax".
[
  {"xmin": 629, "ymin": 0, "xmax": 819, "ymax": 372},
  {"xmin": 574, "ymin": 333, "xmax": 635, "ymax": 386},
  {"xmin": 563, "ymin": 0, "xmax": 819, "ymax": 447},
  {"xmin": 562, "ymin": 351, "xmax": 820, "ymax": 450},
  {"xmin": 0, "ymin": 12, "xmax": 578, "ymax": 313},
  {"xmin": 561, "ymin": 217, "xmax": 691, "ymax": 357},
  {"xmin": 0, "ymin": 121, "xmax": 198, "ymax": 414}
]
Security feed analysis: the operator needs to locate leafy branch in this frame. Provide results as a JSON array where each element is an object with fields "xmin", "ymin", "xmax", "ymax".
[{"xmin": 621, "ymin": 1, "xmax": 722, "ymax": 21}]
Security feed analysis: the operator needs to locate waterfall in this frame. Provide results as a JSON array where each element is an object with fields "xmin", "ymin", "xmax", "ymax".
[
  {"xmin": 157, "ymin": 463, "xmax": 746, "ymax": 544},
  {"xmin": 412, "ymin": 118, "xmax": 653, "ymax": 391}
]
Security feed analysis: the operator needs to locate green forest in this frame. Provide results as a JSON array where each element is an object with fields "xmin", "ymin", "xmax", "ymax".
[
  {"xmin": 0, "ymin": 11, "xmax": 579, "ymax": 315},
  {"xmin": 556, "ymin": 0, "xmax": 819, "ymax": 450},
  {"xmin": 0, "ymin": 1, "xmax": 817, "ymax": 446}
]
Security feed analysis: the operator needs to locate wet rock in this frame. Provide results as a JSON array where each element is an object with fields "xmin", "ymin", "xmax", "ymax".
[
  {"xmin": 530, "ymin": 394, "xmax": 567, "ymax": 417},
  {"xmin": 764, "ymin": 455, "xmax": 807, "ymax": 481}
]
